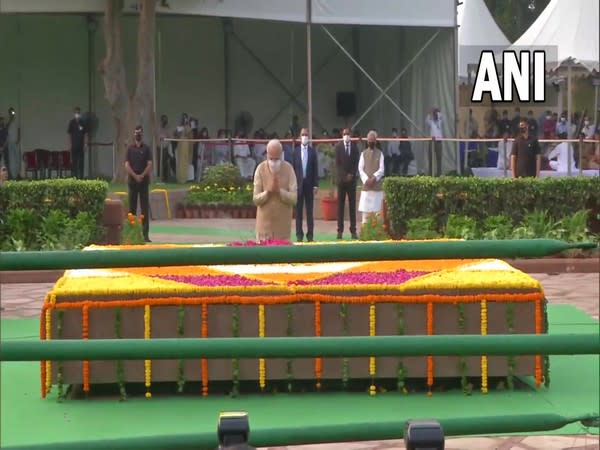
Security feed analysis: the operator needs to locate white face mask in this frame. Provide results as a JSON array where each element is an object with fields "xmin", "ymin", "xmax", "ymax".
[
  {"xmin": 546, "ymin": 115, "xmax": 551, "ymax": 120},
  {"xmin": 74, "ymin": 113, "xmax": 80, "ymax": 119},
  {"xmin": 343, "ymin": 135, "xmax": 351, "ymax": 144},
  {"xmin": 560, "ymin": 117, "xmax": 566, "ymax": 122},
  {"xmin": 268, "ymin": 159, "xmax": 282, "ymax": 172},
  {"xmin": 584, "ymin": 121, "xmax": 590, "ymax": 126},
  {"xmin": 301, "ymin": 136, "xmax": 309, "ymax": 146}
]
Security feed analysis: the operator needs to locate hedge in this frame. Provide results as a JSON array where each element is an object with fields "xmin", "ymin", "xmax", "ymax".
[
  {"xmin": 0, "ymin": 179, "xmax": 109, "ymax": 248},
  {"xmin": 384, "ymin": 176, "xmax": 600, "ymax": 238}
]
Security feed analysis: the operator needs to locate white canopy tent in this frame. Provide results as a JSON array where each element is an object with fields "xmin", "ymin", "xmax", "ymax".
[
  {"xmin": 510, "ymin": 0, "xmax": 599, "ymax": 132},
  {"xmin": 457, "ymin": 0, "xmax": 510, "ymax": 82},
  {"xmin": 1, "ymin": 0, "xmax": 459, "ymax": 175}
]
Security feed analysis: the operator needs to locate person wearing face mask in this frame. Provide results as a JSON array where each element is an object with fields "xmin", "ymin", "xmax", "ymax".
[
  {"xmin": 253, "ymin": 139, "xmax": 297, "ymax": 241},
  {"xmin": 556, "ymin": 114, "xmax": 569, "ymax": 136},
  {"xmin": 358, "ymin": 130, "xmax": 385, "ymax": 225},
  {"xmin": 67, "ymin": 106, "xmax": 88, "ymax": 179},
  {"xmin": 397, "ymin": 128, "xmax": 414, "ymax": 176},
  {"xmin": 425, "ymin": 107, "xmax": 443, "ymax": 176},
  {"xmin": 158, "ymin": 114, "xmax": 174, "ymax": 181},
  {"xmin": 385, "ymin": 128, "xmax": 398, "ymax": 176},
  {"xmin": 581, "ymin": 117, "xmax": 595, "ymax": 139},
  {"xmin": 292, "ymin": 128, "xmax": 319, "ymax": 242},
  {"xmin": 542, "ymin": 111, "xmax": 556, "ymax": 139},
  {"xmin": 510, "ymin": 120, "xmax": 541, "ymax": 178},
  {"xmin": 334, "ymin": 128, "xmax": 360, "ymax": 239},
  {"xmin": 526, "ymin": 110, "xmax": 538, "ymax": 138},
  {"xmin": 125, "ymin": 126, "xmax": 153, "ymax": 242}
]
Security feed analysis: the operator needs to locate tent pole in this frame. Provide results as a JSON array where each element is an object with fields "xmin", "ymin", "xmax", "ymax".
[
  {"xmin": 567, "ymin": 62, "xmax": 572, "ymax": 138},
  {"xmin": 223, "ymin": 20, "xmax": 231, "ymax": 133},
  {"xmin": 343, "ymin": 27, "xmax": 437, "ymax": 133},
  {"xmin": 306, "ymin": 0, "xmax": 313, "ymax": 139}
]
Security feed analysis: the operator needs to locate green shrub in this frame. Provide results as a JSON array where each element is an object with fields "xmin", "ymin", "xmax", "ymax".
[
  {"xmin": 406, "ymin": 216, "xmax": 440, "ymax": 240},
  {"xmin": 0, "ymin": 179, "xmax": 108, "ymax": 250},
  {"xmin": 199, "ymin": 163, "xmax": 244, "ymax": 190},
  {"xmin": 384, "ymin": 176, "xmax": 600, "ymax": 238},
  {"xmin": 444, "ymin": 214, "xmax": 478, "ymax": 239},
  {"xmin": 481, "ymin": 215, "xmax": 513, "ymax": 240},
  {"xmin": 359, "ymin": 213, "xmax": 389, "ymax": 241}
]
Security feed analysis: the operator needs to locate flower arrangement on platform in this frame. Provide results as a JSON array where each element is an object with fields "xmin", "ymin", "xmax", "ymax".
[
  {"xmin": 121, "ymin": 213, "xmax": 145, "ymax": 245},
  {"xmin": 39, "ymin": 243, "xmax": 548, "ymax": 399}
]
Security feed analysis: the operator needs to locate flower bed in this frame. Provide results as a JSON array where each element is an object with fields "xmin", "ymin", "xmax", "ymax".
[{"xmin": 41, "ymin": 242, "xmax": 548, "ymax": 400}]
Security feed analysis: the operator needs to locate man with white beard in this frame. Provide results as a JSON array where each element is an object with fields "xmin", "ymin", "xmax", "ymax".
[{"xmin": 253, "ymin": 139, "xmax": 297, "ymax": 241}]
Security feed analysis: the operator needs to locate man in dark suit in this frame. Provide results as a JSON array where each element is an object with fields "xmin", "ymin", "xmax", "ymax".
[
  {"xmin": 335, "ymin": 128, "xmax": 360, "ymax": 240},
  {"xmin": 293, "ymin": 128, "xmax": 319, "ymax": 242}
]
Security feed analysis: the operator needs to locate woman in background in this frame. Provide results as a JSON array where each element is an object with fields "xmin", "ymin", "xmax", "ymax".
[{"xmin": 175, "ymin": 113, "xmax": 192, "ymax": 183}]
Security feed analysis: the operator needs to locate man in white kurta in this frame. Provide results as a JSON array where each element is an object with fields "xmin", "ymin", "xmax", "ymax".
[
  {"xmin": 233, "ymin": 136, "xmax": 256, "ymax": 180},
  {"xmin": 547, "ymin": 137, "xmax": 576, "ymax": 172},
  {"xmin": 253, "ymin": 139, "xmax": 297, "ymax": 241},
  {"xmin": 358, "ymin": 130, "xmax": 385, "ymax": 224}
]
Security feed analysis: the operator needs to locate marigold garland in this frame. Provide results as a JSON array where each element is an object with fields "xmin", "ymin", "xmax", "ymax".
[
  {"xmin": 45, "ymin": 292, "xmax": 544, "ymax": 311},
  {"xmin": 201, "ymin": 303, "xmax": 209, "ymax": 396},
  {"xmin": 45, "ymin": 308, "xmax": 52, "ymax": 396},
  {"xmin": 56, "ymin": 310, "xmax": 65, "ymax": 401},
  {"xmin": 40, "ymin": 306, "xmax": 48, "ymax": 399},
  {"xmin": 258, "ymin": 304, "xmax": 266, "ymax": 390},
  {"xmin": 369, "ymin": 303, "xmax": 377, "ymax": 396},
  {"xmin": 534, "ymin": 299, "xmax": 543, "ymax": 388},
  {"xmin": 314, "ymin": 301, "xmax": 322, "ymax": 390},
  {"xmin": 480, "ymin": 299, "xmax": 488, "ymax": 394},
  {"xmin": 82, "ymin": 304, "xmax": 90, "ymax": 394},
  {"xmin": 426, "ymin": 302, "xmax": 433, "ymax": 395},
  {"xmin": 143, "ymin": 304, "xmax": 152, "ymax": 398}
]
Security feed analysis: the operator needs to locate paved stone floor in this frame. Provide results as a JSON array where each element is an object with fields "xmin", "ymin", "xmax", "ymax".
[{"xmin": 1, "ymin": 233, "xmax": 598, "ymax": 449}]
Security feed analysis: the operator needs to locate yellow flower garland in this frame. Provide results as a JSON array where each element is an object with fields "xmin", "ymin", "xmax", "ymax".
[
  {"xmin": 144, "ymin": 305, "xmax": 152, "ymax": 398},
  {"xmin": 258, "ymin": 304, "xmax": 266, "ymax": 390},
  {"xmin": 480, "ymin": 299, "xmax": 488, "ymax": 394},
  {"xmin": 45, "ymin": 308, "xmax": 52, "ymax": 394},
  {"xmin": 369, "ymin": 303, "xmax": 377, "ymax": 396}
]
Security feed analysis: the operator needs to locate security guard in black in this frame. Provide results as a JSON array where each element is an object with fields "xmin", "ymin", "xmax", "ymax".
[
  {"xmin": 125, "ymin": 126, "xmax": 153, "ymax": 241},
  {"xmin": 510, "ymin": 121, "xmax": 541, "ymax": 178}
]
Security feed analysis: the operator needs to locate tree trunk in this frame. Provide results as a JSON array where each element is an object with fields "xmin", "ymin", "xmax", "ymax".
[{"xmin": 99, "ymin": 0, "xmax": 156, "ymax": 183}]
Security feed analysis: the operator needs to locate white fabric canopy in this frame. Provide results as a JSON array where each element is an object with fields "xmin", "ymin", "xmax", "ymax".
[
  {"xmin": 510, "ymin": 0, "xmax": 599, "ymax": 72},
  {"xmin": 457, "ymin": 0, "xmax": 510, "ymax": 81},
  {"xmin": 0, "ymin": 0, "xmax": 455, "ymax": 27}
]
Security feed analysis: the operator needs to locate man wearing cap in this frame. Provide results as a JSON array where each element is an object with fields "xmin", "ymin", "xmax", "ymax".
[
  {"xmin": 510, "ymin": 120, "xmax": 541, "ymax": 178},
  {"xmin": 125, "ymin": 126, "xmax": 153, "ymax": 242},
  {"xmin": 358, "ymin": 130, "xmax": 385, "ymax": 224}
]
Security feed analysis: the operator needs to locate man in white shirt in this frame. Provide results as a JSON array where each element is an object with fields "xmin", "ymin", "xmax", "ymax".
[
  {"xmin": 358, "ymin": 130, "xmax": 385, "ymax": 225},
  {"xmin": 581, "ymin": 117, "xmax": 596, "ymax": 139},
  {"xmin": 555, "ymin": 114, "xmax": 569, "ymax": 136},
  {"xmin": 547, "ymin": 133, "xmax": 576, "ymax": 172},
  {"xmin": 426, "ymin": 107, "xmax": 443, "ymax": 176},
  {"xmin": 233, "ymin": 133, "xmax": 256, "ymax": 180}
]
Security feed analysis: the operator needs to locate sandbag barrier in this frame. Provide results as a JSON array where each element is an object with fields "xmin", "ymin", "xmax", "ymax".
[
  {"xmin": 0, "ymin": 239, "xmax": 596, "ymax": 270},
  {"xmin": 2, "ymin": 334, "xmax": 599, "ymax": 362}
]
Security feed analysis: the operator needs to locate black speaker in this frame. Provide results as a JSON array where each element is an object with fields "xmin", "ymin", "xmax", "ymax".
[{"xmin": 336, "ymin": 92, "xmax": 356, "ymax": 117}]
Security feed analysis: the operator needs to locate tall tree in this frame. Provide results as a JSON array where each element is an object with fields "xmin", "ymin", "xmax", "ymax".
[{"xmin": 98, "ymin": 0, "xmax": 157, "ymax": 182}]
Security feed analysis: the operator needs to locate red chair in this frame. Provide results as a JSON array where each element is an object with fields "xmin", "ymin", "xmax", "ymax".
[
  {"xmin": 34, "ymin": 149, "xmax": 50, "ymax": 179},
  {"xmin": 48, "ymin": 151, "xmax": 61, "ymax": 178},
  {"xmin": 22, "ymin": 151, "xmax": 40, "ymax": 179},
  {"xmin": 60, "ymin": 151, "xmax": 72, "ymax": 177}
]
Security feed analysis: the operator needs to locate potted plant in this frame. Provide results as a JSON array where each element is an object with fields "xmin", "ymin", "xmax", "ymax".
[{"xmin": 319, "ymin": 142, "xmax": 338, "ymax": 221}]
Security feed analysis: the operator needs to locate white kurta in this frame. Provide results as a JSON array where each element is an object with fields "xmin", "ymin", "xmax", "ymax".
[
  {"xmin": 547, "ymin": 142, "xmax": 576, "ymax": 171},
  {"xmin": 233, "ymin": 141, "xmax": 256, "ymax": 178},
  {"xmin": 358, "ymin": 150, "xmax": 385, "ymax": 213}
]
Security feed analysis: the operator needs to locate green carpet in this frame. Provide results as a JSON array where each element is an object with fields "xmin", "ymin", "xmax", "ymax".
[{"xmin": 1, "ymin": 305, "xmax": 598, "ymax": 447}]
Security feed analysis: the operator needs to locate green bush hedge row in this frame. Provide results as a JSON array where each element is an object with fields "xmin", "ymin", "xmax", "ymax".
[
  {"xmin": 0, "ymin": 179, "xmax": 109, "ymax": 250},
  {"xmin": 384, "ymin": 176, "xmax": 600, "ymax": 238}
]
